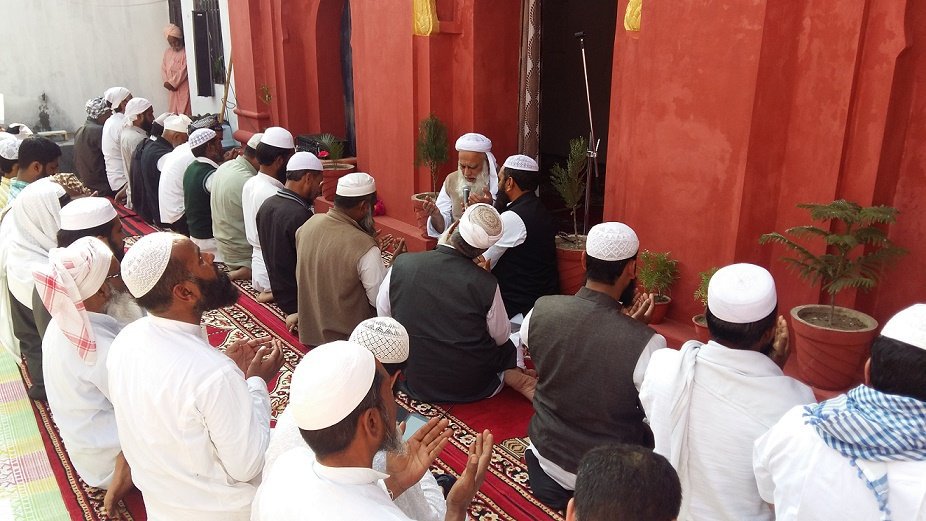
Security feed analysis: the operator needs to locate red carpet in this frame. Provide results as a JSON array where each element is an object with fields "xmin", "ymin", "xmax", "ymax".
[{"xmin": 30, "ymin": 205, "xmax": 561, "ymax": 520}]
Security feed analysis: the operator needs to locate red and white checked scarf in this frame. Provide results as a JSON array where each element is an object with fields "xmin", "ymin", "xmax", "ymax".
[{"xmin": 33, "ymin": 237, "xmax": 112, "ymax": 365}]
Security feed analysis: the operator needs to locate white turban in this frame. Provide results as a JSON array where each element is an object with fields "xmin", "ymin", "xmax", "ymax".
[
  {"xmin": 6, "ymin": 179, "xmax": 65, "ymax": 307},
  {"xmin": 290, "ymin": 341, "xmax": 377, "ymax": 431},
  {"xmin": 881, "ymin": 304, "xmax": 926, "ymax": 351},
  {"xmin": 122, "ymin": 232, "xmax": 181, "ymax": 298},
  {"xmin": 123, "ymin": 98, "xmax": 153, "ymax": 127},
  {"xmin": 457, "ymin": 203, "xmax": 503, "ymax": 249},
  {"xmin": 707, "ymin": 263, "xmax": 777, "ymax": 324},
  {"xmin": 349, "ymin": 317, "xmax": 410, "ymax": 364},
  {"xmin": 586, "ymin": 222, "xmax": 639, "ymax": 261},
  {"xmin": 455, "ymin": 132, "xmax": 498, "ymax": 185},
  {"xmin": 33, "ymin": 237, "xmax": 113, "ymax": 365},
  {"xmin": 104, "ymin": 87, "xmax": 131, "ymax": 109}
]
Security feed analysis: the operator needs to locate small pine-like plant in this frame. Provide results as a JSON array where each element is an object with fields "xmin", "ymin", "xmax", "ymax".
[
  {"xmin": 414, "ymin": 114, "xmax": 449, "ymax": 193},
  {"xmin": 550, "ymin": 136, "xmax": 588, "ymax": 241},
  {"xmin": 759, "ymin": 200, "xmax": 906, "ymax": 325},
  {"xmin": 693, "ymin": 266, "xmax": 719, "ymax": 308},
  {"xmin": 637, "ymin": 250, "xmax": 679, "ymax": 300}
]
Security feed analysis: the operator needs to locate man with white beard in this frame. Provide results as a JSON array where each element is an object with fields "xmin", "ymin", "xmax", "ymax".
[
  {"xmin": 33, "ymin": 237, "xmax": 143, "ymax": 516},
  {"xmin": 421, "ymin": 133, "xmax": 498, "ymax": 238}
]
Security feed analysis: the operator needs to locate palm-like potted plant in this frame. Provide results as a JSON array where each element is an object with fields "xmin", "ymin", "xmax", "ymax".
[
  {"xmin": 411, "ymin": 114, "xmax": 449, "ymax": 237},
  {"xmin": 760, "ymin": 200, "xmax": 906, "ymax": 390},
  {"xmin": 551, "ymin": 136, "xmax": 588, "ymax": 295},
  {"xmin": 692, "ymin": 266, "xmax": 718, "ymax": 342},
  {"xmin": 317, "ymin": 133, "xmax": 355, "ymax": 201},
  {"xmin": 636, "ymin": 250, "xmax": 679, "ymax": 324}
]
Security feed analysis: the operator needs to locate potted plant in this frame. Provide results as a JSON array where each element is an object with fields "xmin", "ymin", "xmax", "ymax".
[
  {"xmin": 760, "ymin": 200, "xmax": 906, "ymax": 390},
  {"xmin": 551, "ymin": 136, "xmax": 588, "ymax": 295},
  {"xmin": 411, "ymin": 114, "xmax": 449, "ymax": 238},
  {"xmin": 636, "ymin": 250, "xmax": 679, "ymax": 324},
  {"xmin": 692, "ymin": 266, "xmax": 719, "ymax": 343},
  {"xmin": 317, "ymin": 133, "xmax": 355, "ymax": 201}
]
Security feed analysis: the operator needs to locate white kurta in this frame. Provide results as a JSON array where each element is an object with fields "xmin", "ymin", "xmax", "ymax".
[
  {"xmin": 640, "ymin": 340, "xmax": 815, "ymax": 521},
  {"xmin": 120, "ymin": 125, "xmax": 147, "ymax": 209},
  {"xmin": 43, "ymin": 312, "xmax": 122, "ymax": 488},
  {"xmin": 263, "ymin": 409, "xmax": 446, "ymax": 521},
  {"xmin": 102, "ymin": 113, "xmax": 128, "ymax": 190},
  {"xmin": 753, "ymin": 404, "xmax": 926, "ymax": 521},
  {"xmin": 107, "ymin": 315, "xmax": 271, "ymax": 520},
  {"xmin": 241, "ymin": 173, "xmax": 284, "ymax": 292},
  {"xmin": 483, "ymin": 209, "xmax": 527, "ymax": 268},
  {"xmin": 0, "ymin": 209, "xmax": 19, "ymax": 357},
  {"xmin": 157, "ymin": 143, "xmax": 194, "ymax": 224},
  {"xmin": 253, "ymin": 448, "xmax": 413, "ymax": 521}
]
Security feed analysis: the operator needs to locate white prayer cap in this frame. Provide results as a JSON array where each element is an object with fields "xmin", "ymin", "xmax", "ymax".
[
  {"xmin": 0, "ymin": 138, "xmax": 21, "ymax": 160},
  {"xmin": 458, "ymin": 203, "xmax": 503, "ymax": 249},
  {"xmin": 8, "ymin": 123, "xmax": 33, "ymax": 139},
  {"xmin": 123, "ymin": 97, "xmax": 152, "ymax": 124},
  {"xmin": 880, "ymin": 304, "xmax": 926, "ymax": 351},
  {"xmin": 586, "ymin": 222, "xmax": 639, "ymax": 262},
  {"xmin": 707, "ymin": 263, "xmax": 777, "ymax": 324},
  {"xmin": 336, "ymin": 172, "xmax": 376, "ymax": 197},
  {"xmin": 163, "ymin": 114, "xmax": 192, "ymax": 133},
  {"xmin": 154, "ymin": 112, "xmax": 173, "ymax": 126},
  {"xmin": 60, "ymin": 197, "xmax": 118, "ymax": 231},
  {"xmin": 350, "ymin": 317, "xmax": 410, "ymax": 364},
  {"xmin": 103, "ymin": 87, "xmax": 131, "ymax": 108},
  {"xmin": 189, "ymin": 128, "xmax": 217, "ymax": 149},
  {"xmin": 121, "ymin": 232, "xmax": 181, "ymax": 298},
  {"xmin": 455, "ymin": 133, "xmax": 493, "ymax": 153},
  {"xmin": 287, "ymin": 151, "xmax": 323, "ymax": 172},
  {"xmin": 290, "ymin": 341, "xmax": 377, "ymax": 430},
  {"xmin": 246, "ymin": 132, "xmax": 264, "ymax": 150},
  {"xmin": 503, "ymin": 154, "xmax": 539, "ymax": 172},
  {"xmin": 260, "ymin": 127, "xmax": 295, "ymax": 150}
]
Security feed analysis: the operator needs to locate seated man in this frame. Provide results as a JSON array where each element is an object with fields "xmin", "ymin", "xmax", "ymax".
[
  {"xmin": 378, "ymin": 203, "xmax": 536, "ymax": 403},
  {"xmin": 252, "ymin": 340, "xmax": 494, "ymax": 521},
  {"xmin": 754, "ymin": 303, "xmax": 926, "ymax": 520},
  {"xmin": 640, "ymin": 263, "xmax": 815, "ymax": 521},
  {"xmin": 523, "ymin": 222, "xmax": 664, "ymax": 510},
  {"xmin": 211, "ymin": 133, "xmax": 262, "ymax": 280},
  {"xmin": 182, "ymin": 128, "xmax": 224, "ymax": 259},
  {"xmin": 567, "ymin": 445, "xmax": 681, "ymax": 521},
  {"xmin": 421, "ymin": 132, "xmax": 497, "ymax": 237}
]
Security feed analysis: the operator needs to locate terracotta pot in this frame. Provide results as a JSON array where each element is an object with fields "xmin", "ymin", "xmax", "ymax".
[
  {"xmin": 649, "ymin": 295, "xmax": 671, "ymax": 324},
  {"xmin": 791, "ymin": 304, "xmax": 878, "ymax": 391},
  {"xmin": 411, "ymin": 192, "xmax": 438, "ymax": 239},
  {"xmin": 555, "ymin": 235, "xmax": 586, "ymax": 295},
  {"xmin": 692, "ymin": 313, "xmax": 710, "ymax": 343},
  {"xmin": 321, "ymin": 162, "xmax": 355, "ymax": 201}
]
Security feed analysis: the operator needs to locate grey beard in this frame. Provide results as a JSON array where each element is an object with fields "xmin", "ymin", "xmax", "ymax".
[
  {"xmin": 458, "ymin": 164, "xmax": 490, "ymax": 203},
  {"xmin": 380, "ymin": 418, "xmax": 403, "ymax": 453},
  {"xmin": 360, "ymin": 211, "xmax": 376, "ymax": 236},
  {"xmin": 103, "ymin": 288, "xmax": 146, "ymax": 326}
]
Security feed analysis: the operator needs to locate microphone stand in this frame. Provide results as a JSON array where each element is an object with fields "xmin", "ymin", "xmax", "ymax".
[{"xmin": 575, "ymin": 31, "xmax": 599, "ymax": 236}]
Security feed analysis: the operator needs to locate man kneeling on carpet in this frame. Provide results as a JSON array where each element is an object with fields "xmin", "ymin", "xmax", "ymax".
[{"xmin": 253, "ymin": 340, "xmax": 494, "ymax": 520}]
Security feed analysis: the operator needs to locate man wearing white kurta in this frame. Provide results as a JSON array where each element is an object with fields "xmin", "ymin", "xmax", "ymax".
[
  {"xmin": 118, "ymin": 97, "xmax": 153, "ymax": 209},
  {"xmin": 108, "ymin": 232, "xmax": 284, "ymax": 520},
  {"xmin": 640, "ymin": 263, "xmax": 815, "ymax": 521},
  {"xmin": 753, "ymin": 304, "xmax": 926, "ymax": 521},
  {"xmin": 157, "ymin": 141, "xmax": 194, "ymax": 230},
  {"xmin": 242, "ymin": 127, "xmax": 295, "ymax": 299},
  {"xmin": 101, "ymin": 87, "xmax": 132, "ymax": 196}
]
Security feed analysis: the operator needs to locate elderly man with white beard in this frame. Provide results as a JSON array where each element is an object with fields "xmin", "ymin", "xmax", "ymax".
[
  {"xmin": 33, "ymin": 236, "xmax": 144, "ymax": 516},
  {"xmin": 421, "ymin": 132, "xmax": 498, "ymax": 238}
]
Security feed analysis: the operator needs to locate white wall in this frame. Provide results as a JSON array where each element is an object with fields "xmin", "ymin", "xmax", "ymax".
[{"xmin": 0, "ymin": 0, "xmax": 170, "ymax": 133}]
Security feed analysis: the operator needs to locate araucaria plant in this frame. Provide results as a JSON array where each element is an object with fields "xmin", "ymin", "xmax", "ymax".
[
  {"xmin": 693, "ymin": 266, "xmax": 719, "ymax": 308},
  {"xmin": 759, "ymin": 200, "xmax": 906, "ymax": 325},
  {"xmin": 637, "ymin": 250, "xmax": 679, "ymax": 301},
  {"xmin": 550, "ymin": 136, "xmax": 588, "ymax": 241},
  {"xmin": 415, "ymin": 113, "xmax": 449, "ymax": 194}
]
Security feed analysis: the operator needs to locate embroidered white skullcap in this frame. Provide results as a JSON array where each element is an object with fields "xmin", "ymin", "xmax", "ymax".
[
  {"xmin": 246, "ymin": 132, "xmax": 264, "ymax": 150},
  {"xmin": 260, "ymin": 126, "xmax": 295, "ymax": 150},
  {"xmin": 154, "ymin": 112, "xmax": 173, "ymax": 126},
  {"xmin": 455, "ymin": 133, "xmax": 492, "ymax": 153},
  {"xmin": 290, "ymin": 341, "xmax": 377, "ymax": 430},
  {"xmin": 880, "ymin": 304, "xmax": 926, "ymax": 351},
  {"xmin": 503, "ymin": 154, "xmax": 539, "ymax": 172},
  {"xmin": 707, "ymin": 263, "xmax": 777, "ymax": 324},
  {"xmin": 121, "ymin": 232, "xmax": 181, "ymax": 298},
  {"xmin": 287, "ymin": 151, "xmax": 323, "ymax": 172},
  {"xmin": 103, "ymin": 87, "xmax": 131, "ymax": 108},
  {"xmin": 163, "ymin": 114, "xmax": 192, "ymax": 133},
  {"xmin": 336, "ymin": 172, "xmax": 376, "ymax": 197},
  {"xmin": 60, "ymin": 197, "xmax": 118, "ymax": 231},
  {"xmin": 350, "ymin": 317, "xmax": 410, "ymax": 364},
  {"xmin": 0, "ymin": 138, "xmax": 21, "ymax": 160},
  {"xmin": 123, "ymin": 98, "xmax": 152, "ymax": 126},
  {"xmin": 586, "ymin": 222, "xmax": 639, "ymax": 262},
  {"xmin": 458, "ymin": 203, "xmax": 503, "ymax": 249},
  {"xmin": 188, "ymin": 128, "xmax": 217, "ymax": 149}
]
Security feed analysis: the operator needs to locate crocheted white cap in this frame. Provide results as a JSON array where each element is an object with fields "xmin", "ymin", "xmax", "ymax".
[
  {"xmin": 60, "ymin": 197, "xmax": 118, "ymax": 231},
  {"xmin": 586, "ymin": 222, "xmax": 639, "ymax": 262},
  {"xmin": 349, "ymin": 317, "xmax": 410, "ymax": 364},
  {"xmin": 458, "ymin": 203, "xmax": 503, "ymax": 249},
  {"xmin": 287, "ymin": 151, "xmax": 324, "ymax": 172},
  {"xmin": 708, "ymin": 263, "xmax": 777, "ymax": 324},
  {"xmin": 337, "ymin": 172, "xmax": 376, "ymax": 197},
  {"xmin": 188, "ymin": 128, "xmax": 217, "ymax": 149},
  {"xmin": 881, "ymin": 304, "xmax": 926, "ymax": 350},
  {"xmin": 290, "ymin": 341, "xmax": 377, "ymax": 430},
  {"xmin": 121, "ymin": 232, "xmax": 181, "ymax": 298},
  {"xmin": 0, "ymin": 138, "xmax": 21, "ymax": 161},
  {"xmin": 503, "ymin": 154, "xmax": 539, "ymax": 172}
]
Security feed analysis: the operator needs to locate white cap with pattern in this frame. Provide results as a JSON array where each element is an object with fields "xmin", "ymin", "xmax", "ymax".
[
  {"xmin": 189, "ymin": 128, "xmax": 217, "ymax": 149},
  {"xmin": 349, "ymin": 317, "xmax": 410, "ymax": 364},
  {"xmin": 458, "ymin": 203, "xmax": 503, "ymax": 249},
  {"xmin": 503, "ymin": 154, "xmax": 539, "ymax": 172},
  {"xmin": 0, "ymin": 138, "xmax": 21, "ymax": 161},
  {"xmin": 586, "ymin": 222, "xmax": 639, "ymax": 262},
  {"xmin": 881, "ymin": 304, "xmax": 926, "ymax": 351},
  {"xmin": 121, "ymin": 232, "xmax": 181, "ymax": 298}
]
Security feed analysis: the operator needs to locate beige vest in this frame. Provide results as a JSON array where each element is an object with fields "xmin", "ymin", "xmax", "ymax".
[
  {"xmin": 295, "ymin": 207, "xmax": 378, "ymax": 346},
  {"xmin": 444, "ymin": 171, "xmax": 466, "ymax": 222}
]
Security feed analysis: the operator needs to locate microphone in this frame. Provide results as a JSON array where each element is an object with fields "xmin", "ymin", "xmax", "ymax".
[
  {"xmin": 463, "ymin": 186, "xmax": 471, "ymax": 208},
  {"xmin": 575, "ymin": 31, "xmax": 586, "ymax": 49}
]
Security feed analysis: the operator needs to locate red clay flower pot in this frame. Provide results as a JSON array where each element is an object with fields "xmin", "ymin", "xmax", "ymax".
[
  {"xmin": 791, "ymin": 304, "xmax": 878, "ymax": 391},
  {"xmin": 649, "ymin": 295, "xmax": 671, "ymax": 324},
  {"xmin": 555, "ymin": 236, "xmax": 586, "ymax": 295},
  {"xmin": 692, "ymin": 313, "xmax": 710, "ymax": 343}
]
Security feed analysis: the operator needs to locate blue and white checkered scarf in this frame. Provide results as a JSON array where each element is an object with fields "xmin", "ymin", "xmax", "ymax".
[{"xmin": 804, "ymin": 385, "xmax": 926, "ymax": 521}]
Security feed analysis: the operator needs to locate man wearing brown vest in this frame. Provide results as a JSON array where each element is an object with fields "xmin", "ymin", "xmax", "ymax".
[{"xmin": 520, "ymin": 222, "xmax": 664, "ymax": 510}]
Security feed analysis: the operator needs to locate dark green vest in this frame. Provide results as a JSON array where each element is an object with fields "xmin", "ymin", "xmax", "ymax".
[{"xmin": 183, "ymin": 159, "xmax": 216, "ymax": 239}]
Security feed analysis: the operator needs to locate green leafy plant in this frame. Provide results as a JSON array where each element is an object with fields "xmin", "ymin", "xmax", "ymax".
[
  {"xmin": 414, "ymin": 113, "xmax": 449, "ymax": 193},
  {"xmin": 693, "ymin": 266, "xmax": 719, "ymax": 308},
  {"xmin": 759, "ymin": 200, "xmax": 906, "ymax": 325},
  {"xmin": 317, "ymin": 133, "xmax": 344, "ymax": 162},
  {"xmin": 550, "ymin": 136, "xmax": 588, "ymax": 241},
  {"xmin": 637, "ymin": 250, "xmax": 679, "ymax": 301}
]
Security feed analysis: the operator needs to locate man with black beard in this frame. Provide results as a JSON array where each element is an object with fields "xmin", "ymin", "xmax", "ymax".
[
  {"xmin": 519, "ymin": 222, "xmax": 664, "ymax": 510},
  {"xmin": 119, "ymin": 98, "xmax": 154, "ymax": 209},
  {"xmin": 107, "ymin": 232, "xmax": 284, "ymax": 520}
]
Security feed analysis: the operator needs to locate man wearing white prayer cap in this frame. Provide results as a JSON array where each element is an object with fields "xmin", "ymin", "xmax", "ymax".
[
  {"xmin": 519, "ymin": 221, "xmax": 664, "ymax": 510},
  {"xmin": 33, "ymin": 237, "xmax": 137, "ymax": 514},
  {"xmin": 101, "ymin": 87, "xmax": 134, "ymax": 202},
  {"xmin": 755, "ymin": 303, "xmax": 926, "ymax": 521},
  {"xmin": 421, "ymin": 132, "xmax": 498, "ymax": 237},
  {"xmin": 119, "ymin": 98, "xmax": 155, "ymax": 210},
  {"xmin": 483, "ymin": 153, "xmax": 559, "ymax": 320},
  {"xmin": 128, "ymin": 111, "xmax": 170, "ymax": 213},
  {"xmin": 210, "ymin": 132, "xmax": 263, "ymax": 281},
  {"xmin": 107, "ymin": 232, "xmax": 283, "ymax": 520},
  {"xmin": 295, "ymin": 172, "xmax": 405, "ymax": 346},
  {"xmin": 242, "ymin": 127, "xmax": 296, "ymax": 301},
  {"xmin": 8, "ymin": 136, "xmax": 62, "ymax": 204},
  {"xmin": 256, "ymin": 151, "xmax": 323, "ymax": 325},
  {"xmin": 252, "ymin": 340, "xmax": 495, "ymax": 521},
  {"xmin": 0, "ymin": 137, "xmax": 21, "ymax": 208},
  {"xmin": 73, "ymin": 97, "xmax": 112, "ymax": 196},
  {"xmin": 135, "ymin": 114, "xmax": 190, "ymax": 224},
  {"xmin": 640, "ymin": 263, "xmax": 814, "ymax": 521},
  {"xmin": 377, "ymin": 203, "xmax": 534, "ymax": 403},
  {"xmin": 158, "ymin": 127, "xmax": 202, "ymax": 234},
  {"xmin": 57, "ymin": 196, "xmax": 126, "ymax": 258},
  {"xmin": 182, "ymin": 128, "xmax": 224, "ymax": 262}
]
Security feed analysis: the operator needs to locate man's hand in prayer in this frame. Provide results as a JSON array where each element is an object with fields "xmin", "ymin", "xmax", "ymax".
[
  {"xmin": 469, "ymin": 187, "xmax": 493, "ymax": 206},
  {"xmin": 163, "ymin": 81, "xmax": 176, "ymax": 92},
  {"xmin": 474, "ymin": 255, "xmax": 491, "ymax": 271},
  {"xmin": 225, "ymin": 335, "xmax": 270, "ymax": 375},
  {"xmin": 422, "ymin": 196, "xmax": 441, "ymax": 220},
  {"xmin": 115, "ymin": 185, "xmax": 128, "ymax": 206},
  {"xmin": 385, "ymin": 417, "xmax": 452, "ymax": 500},
  {"xmin": 285, "ymin": 313, "xmax": 299, "ymax": 334},
  {"xmin": 446, "ymin": 429, "xmax": 494, "ymax": 521},
  {"xmin": 770, "ymin": 315, "xmax": 790, "ymax": 368},
  {"xmin": 245, "ymin": 339, "xmax": 285, "ymax": 383},
  {"xmin": 624, "ymin": 292, "xmax": 655, "ymax": 324}
]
